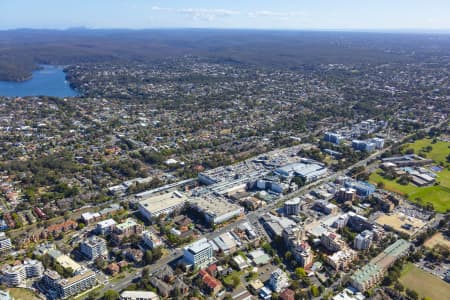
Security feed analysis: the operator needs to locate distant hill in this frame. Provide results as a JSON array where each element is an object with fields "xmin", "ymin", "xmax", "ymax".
[{"xmin": 0, "ymin": 29, "xmax": 449, "ymax": 81}]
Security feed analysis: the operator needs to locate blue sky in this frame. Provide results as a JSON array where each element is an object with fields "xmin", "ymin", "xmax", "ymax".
[{"xmin": 1, "ymin": 0, "xmax": 450, "ymax": 31}]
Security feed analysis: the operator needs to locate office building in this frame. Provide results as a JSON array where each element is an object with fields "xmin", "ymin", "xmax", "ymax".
[
  {"xmin": 344, "ymin": 181, "xmax": 376, "ymax": 198},
  {"xmin": 269, "ymin": 268, "xmax": 289, "ymax": 293},
  {"xmin": 324, "ymin": 132, "xmax": 343, "ymax": 145},
  {"xmin": 352, "ymin": 140, "xmax": 375, "ymax": 152},
  {"xmin": 183, "ymin": 238, "xmax": 213, "ymax": 268},
  {"xmin": 80, "ymin": 236, "xmax": 108, "ymax": 260},
  {"xmin": 138, "ymin": 191, "xmax": 187, "ymax": 221}
]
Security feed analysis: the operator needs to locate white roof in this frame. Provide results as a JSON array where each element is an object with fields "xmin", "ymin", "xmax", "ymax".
[
  {"xmin": 138, "ymin": 191, "xmax": 187, "ymax": 214},
  {"xmin": 185, "ymin": 238, "xmax": 211, "ymax": 254},
  {"xmin": 120, "ymin": 290, "xmax": 159, "ymax": 299},
  {"xmin": 97, "ymin": 219, "xmax": 116, "ymax": 227}
]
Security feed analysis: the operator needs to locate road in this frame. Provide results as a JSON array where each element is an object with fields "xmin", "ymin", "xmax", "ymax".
[{"xmin": 102, "ymin": 120, "xmax": 446, "ymax": 294}]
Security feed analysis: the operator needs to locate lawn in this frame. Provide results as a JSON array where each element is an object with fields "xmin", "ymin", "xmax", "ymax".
[
  {"xmin": 404, "ymin": 138, "xmax": 450, "ymax": 164},
  {"xmin": 369, "ymin": 137, "xmax": 450, "ymax": 212},
  {"xmin": 8, "ymin": 288, "xmax": 40, "ymax": 300},
  {"xmin": 399, "ymin": 263, "xmax": 450, "ymax": 300}
]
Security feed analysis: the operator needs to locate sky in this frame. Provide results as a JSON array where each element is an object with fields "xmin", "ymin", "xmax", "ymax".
[{"xmin": 1, "ymin": 0, "xmax": 450, "ymax": 31}]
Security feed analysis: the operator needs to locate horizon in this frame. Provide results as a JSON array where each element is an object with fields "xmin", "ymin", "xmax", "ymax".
[
  {"xmin": 2, "ymin": 1, "xmax": 450, "ymax": 32},
  {"xmin": 2, "ymin": 27, "xmax": 450, "ymax": 35}
]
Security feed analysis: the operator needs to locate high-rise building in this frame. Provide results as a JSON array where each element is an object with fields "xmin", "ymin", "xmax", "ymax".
[
  {"xmin": 324, "ymin": 132, "xmax": 343, "ymax": 145},
  {"xmin": 321, "ymin": 232, "xmax": 346, "ymax": 252},
  {"xmin": 183, "ymin": 238, "xmax": 213, "ymax": 268},
  {"xmin": 354, "ymin": 230, "xmax": 373, "ymax": 251},
  {"xmin": 0, "ymin": 233, "xmax": 12, "ymax": 254},
  {"xmin": 80, "ymin": 236, "xmax": 108, "ymax": 260},
  {"xmin": 43, "ymin": 269, "xmax": 96, "ymax": 299},
  {"xmin": 95, "ymin": 219, "xmax": 116, "ymax": 235},
  {"xmin": 284, "ymin": 198, "xmax": 301, "ymax": 216},
  {"xmin": 1, "ymin": 259, "xmax": 44, "ymax": 286}
]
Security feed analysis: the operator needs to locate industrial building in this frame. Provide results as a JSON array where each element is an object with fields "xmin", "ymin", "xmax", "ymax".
[
  {"xmin": 138, "ymin": 191, "xmax": 187, "ymax": 221},
  {"xmin": 188, "ymin": 196, "xmax": 244, "ymax": 225}
]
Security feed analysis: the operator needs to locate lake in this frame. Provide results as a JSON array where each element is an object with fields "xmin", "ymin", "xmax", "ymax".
[{"xmin": 0, "ymin": 65, "xmax": 78, "ymax": 97}]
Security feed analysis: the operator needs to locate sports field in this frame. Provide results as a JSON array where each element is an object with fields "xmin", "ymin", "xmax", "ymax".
[
  {"xmin": 375, "ymin": 213, "xmax": 426, "ymax": 237},
  {"xmin": 424, "ymin": 232, "xmax": 450, "ymax": 250},
  {"xmin": 399, "ymin": 263, "xmax": 450, "ymax": 300},
  {"xmin": 370, "ymin": 138, "xmax": 450, "ymax": 213}
]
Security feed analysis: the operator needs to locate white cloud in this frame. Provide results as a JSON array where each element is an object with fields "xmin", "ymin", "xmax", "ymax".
[
  {"xmin": 248, "ymin": 10, "xmax": 308, "ymax": 19},
  {"xmin": 151, "ymin": 6, "xmax": 240, "ymax": 22}
]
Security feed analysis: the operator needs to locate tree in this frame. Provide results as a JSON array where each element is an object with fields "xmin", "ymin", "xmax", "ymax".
[
  {"xmin": 394, "ymin": 281, "xmax": 404, "ymax": 292},
  {"xmin": 295, "ymin": 267, "xmax": 307, "ymax": 279},
  {"xmin": 285, "ymin": 251, "xmax": 293, "ymax": 261},
  {"xmin": 231, "ymin": 274, "xmax": 241, "ymax": 289},
  {"xmin": 406, "ymin": 288, "xmax": 419, "ymax": 300},
  {"xmin": 142, "ymin": 267, "xmax": 150, "ymax": 279},
  {"xmin": 144, "ymin": 250, "xmax": 153, "ymax": 265},
  {"xmin": 311, "ymin": 284, "xmax": 320, "ymax": 297},
  {"xmin": 102, "ymin": 290, "xmax": 119, "ymax": 300}
]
